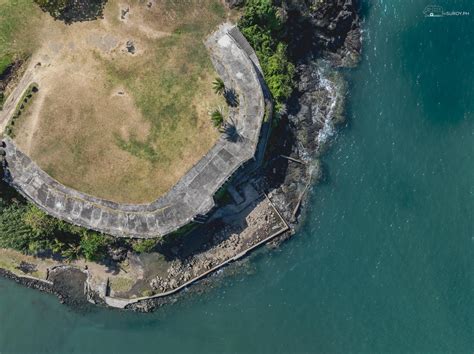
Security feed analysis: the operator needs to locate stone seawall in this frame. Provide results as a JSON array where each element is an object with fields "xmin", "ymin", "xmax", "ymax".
[{"xmin": 1, "ymin": 24, "xmax": 268, "ymax": 238}]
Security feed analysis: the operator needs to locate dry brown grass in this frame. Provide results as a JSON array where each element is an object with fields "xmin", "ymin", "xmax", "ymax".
[{"xmin": 12, "ymin": 0, "xmax": 233, "ymax": 203}]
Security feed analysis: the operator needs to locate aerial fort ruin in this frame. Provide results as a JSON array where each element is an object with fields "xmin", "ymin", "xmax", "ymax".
[{"xmin": 0, "ymin": 23, "xmax": 270, "ymax": 238}]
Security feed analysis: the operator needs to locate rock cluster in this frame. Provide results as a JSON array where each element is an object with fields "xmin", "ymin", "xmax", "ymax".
[
  {"xmin": 284, "ymin": 0, "xmax": 362, "ymax": 67},
  {"xmin": 149, "ymin": 201, "xmax": 283, "ymax": 293}
]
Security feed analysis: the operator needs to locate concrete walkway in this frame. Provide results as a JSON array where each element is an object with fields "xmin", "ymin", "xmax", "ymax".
[{"xmin": 1, "ymin": 23, "xmax": 268, "ymax": 238}]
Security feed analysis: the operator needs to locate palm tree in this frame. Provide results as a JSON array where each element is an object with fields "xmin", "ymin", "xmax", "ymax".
[
  {"xmin": 210, "ymin": 108, "xmax": 224, "ymax": 128},
  {"xmin": 62, "ymin": 244, "xmax": 82, "ymax": 262},
  {"xmin": 212, "ymin": 78, "xmax": 225, "ymax": 95}
]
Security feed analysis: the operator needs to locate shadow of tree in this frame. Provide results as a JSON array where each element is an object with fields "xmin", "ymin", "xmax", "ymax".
[
  {"xmin": 34, "ymin": 0, "xmax": 108, "ymax": 24},
  {"xmin": 223, "ymin": 119, "xmax": 242, "ymax": 143},
  {"xmin": 224, "ymin": 88, "xmax": 239, "ymax": 107}
]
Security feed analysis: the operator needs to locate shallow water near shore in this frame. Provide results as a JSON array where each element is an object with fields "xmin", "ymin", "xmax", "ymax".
[{"xmin": 1, "ymin": 0, "xmax": 473, "ymax": 352}]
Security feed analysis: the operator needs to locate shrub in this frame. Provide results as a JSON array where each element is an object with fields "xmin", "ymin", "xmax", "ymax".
[
  {"xmin": 0, "ymin": 92, "xmax": 5, "ymax": 110},
  {"xmin": 212, "ymin": 77, "xmax": 225, "ymax": 95},
  {"xmin": 210, "ymin": 108, "xmax": 224, "ymax": 128}
]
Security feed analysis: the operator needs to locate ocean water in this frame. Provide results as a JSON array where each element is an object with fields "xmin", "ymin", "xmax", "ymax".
[{"xmin": 1, "ymin": 0, "xmax": 473, "ymax": 352}]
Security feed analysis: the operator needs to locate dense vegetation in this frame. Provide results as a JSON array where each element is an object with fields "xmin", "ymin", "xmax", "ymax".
[
  {"xmin": 238, "ymin": 0, "xmax": 295, "ymax": 112},
  {"xmin": 0, "ymin": 178, "xmax": 113, "ymax": 261}
]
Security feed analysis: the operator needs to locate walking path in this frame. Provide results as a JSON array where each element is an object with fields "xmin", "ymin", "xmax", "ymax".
[{"xmin": 1, "ymin": 23, "xmax": 269, "ymax": 238}]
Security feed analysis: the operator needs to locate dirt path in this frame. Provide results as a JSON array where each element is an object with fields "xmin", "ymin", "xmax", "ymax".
[
  {"xmin": 21, "ymin": 86, "xmax": 46, "ymax": 153},
  {"xmin": 0, "ymin": 65, "xmax": 36, "ymax": 134}
]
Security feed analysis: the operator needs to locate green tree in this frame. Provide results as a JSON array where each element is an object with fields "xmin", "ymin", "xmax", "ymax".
[
  {"xmin": 239, "ymin": 0, "xmax": 283, "ymax": 36},
  {"xmin": 34, "ymin": 0, "xmax": 68, "ymax": 18},
  {"xmin": 263, "ymin": 43, "xmax": 295, "ymax": 103},
  {"xmin": 238, "ymin": 0, "xmax": 295, "ymax": 108},
  {"xmin": 61, "ymin": 243, "xmax": 82, "ymax": 262},
  {"xmin": 0, "ymin": 200, "xmax": 36, "ymax": 252},
  {"xmin": 212, "ymin": 77, "xmax": 226, "ymax": 95},
  {"xmin": 79, "ymin": 232, "xmax": 109, "ymax": 261},
  {"xmin": 22, "ymin": 205, "xmax": 57, "ymax": 237}
]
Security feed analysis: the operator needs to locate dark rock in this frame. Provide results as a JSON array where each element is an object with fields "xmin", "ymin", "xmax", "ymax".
[
  {"xmin": 49, "ymin": 267, "xmax": 89, "ymax": 308},
  {"xmin": 16, "ymin": 261, "xmax": 37, "ymax": 274},
  {"xmin": 126, "ymin": 40, "xmax": 136, "ymax": 54},
  {"xmin": 107, "ymin": 245, "xmax": 127, "ymax": 262},
  {"xmin": 283, "ymin": 0, "xmax": 361, "ymax": 67}
]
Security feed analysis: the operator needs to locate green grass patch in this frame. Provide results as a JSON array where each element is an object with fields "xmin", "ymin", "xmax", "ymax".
[
  {"xmin": 0, "ymin": 55, "xmax": 13, "ymax": 76},
  {"xmin": 114, "ymin": 133, "xmax": 161, "ymax": 164},
  {"xmin": 109, "ymin": 276, "xmax": 135, "ymax": 293},
  {"xmin": 101, "ymin": 31, "xmax": 220, "ymax": 163},
  {"xmin": 132, "ymin": 238, "xmax": 158, "ymax": 254},
  {"xmin": 0, "ymin": 0, "xmax": 42, "ymax": 110},
  {"xmin": 0, "ymin": 0, "xmax": 42, "ymax": 63}
]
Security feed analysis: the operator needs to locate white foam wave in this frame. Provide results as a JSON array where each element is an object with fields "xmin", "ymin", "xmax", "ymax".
[{"xmin": 314, "ymin": 66, "xmax": 340, "ymax": 147}]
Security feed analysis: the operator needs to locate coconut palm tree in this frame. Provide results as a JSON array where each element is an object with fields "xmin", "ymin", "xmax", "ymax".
[
  {"xmin": 62, "ymin": 244, "xmax": 82, "ymax": 262},
  {"xmin": 212, "ymin": 77, "xmax": 226, "ymax": 95}
]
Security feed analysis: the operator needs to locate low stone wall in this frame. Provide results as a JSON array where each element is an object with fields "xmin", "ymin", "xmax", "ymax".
[{"xmin": 1, "ymin": 23, "xmax": 267, "ymax": 238}]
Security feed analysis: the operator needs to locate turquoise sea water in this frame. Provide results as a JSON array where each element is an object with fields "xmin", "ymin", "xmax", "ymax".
[{"xmin": 1, "ymin": 0, "xmax": 473, "ymax": 352}]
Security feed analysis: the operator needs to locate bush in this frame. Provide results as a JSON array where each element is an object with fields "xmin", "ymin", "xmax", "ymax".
[{"xmin": 132, "ymin": 239, "xmax": 157, "ymax": 253}]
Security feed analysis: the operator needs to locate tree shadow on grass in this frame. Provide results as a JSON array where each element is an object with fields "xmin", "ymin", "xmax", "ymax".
[{"xmin": 34, "ymin": 0, "xmax": 108, "ymax": 24}]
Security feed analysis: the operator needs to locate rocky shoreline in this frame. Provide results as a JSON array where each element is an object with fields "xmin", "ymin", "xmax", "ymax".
[
  {"xmin": 0, "ymin": 267, "xmax": 93, "ymax": 308},
  {"xmin": 125, "ymin": 0, "xmax": 363, "ymax": 312},
  {"xmin": 0, "ymin": 0, "xmax": 362, "ymax": 312}
]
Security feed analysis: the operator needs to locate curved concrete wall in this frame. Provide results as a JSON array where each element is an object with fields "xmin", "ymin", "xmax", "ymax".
[{"xmin": 1, "ymin": 24, "xmax": 267, "ymax": 238}]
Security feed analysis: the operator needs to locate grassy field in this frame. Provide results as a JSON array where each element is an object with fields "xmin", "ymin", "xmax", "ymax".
[
  {"xmin": 0, "ymin": 0, "xmax": 42, "ymax": 67},
  {"xmin": 10, "ymin": 0, "xmax": 232, "ymax": 203}
]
